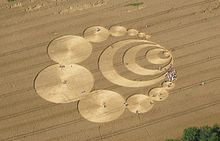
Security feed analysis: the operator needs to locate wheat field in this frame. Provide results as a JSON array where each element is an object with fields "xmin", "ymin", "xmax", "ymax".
[{"xmin": 0, "ymin": 0, "xmax": 220, "ymax": 141}]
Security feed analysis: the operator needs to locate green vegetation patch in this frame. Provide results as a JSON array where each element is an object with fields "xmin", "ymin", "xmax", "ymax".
[
  {"xmin": 166, "ymin": 124, "xmax": 220, "ymax": 141},
  {"xmin": 8, "ymin": 0, "xmax": 16, "ymax": 2},
  {"xmin": 124, "ymin": 2, "xmax": 144, "ymax": 7}
]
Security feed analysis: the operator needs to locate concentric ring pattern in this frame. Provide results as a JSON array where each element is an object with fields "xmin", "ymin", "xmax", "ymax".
[{"xmin": 34, "ymin": 25, "xmax": 176, "ymax": 123}]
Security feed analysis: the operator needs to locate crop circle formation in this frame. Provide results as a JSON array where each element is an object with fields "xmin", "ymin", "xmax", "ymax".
[{"xmin": 34, "ymin": 25, "xmax": 176, "ymax": 123}]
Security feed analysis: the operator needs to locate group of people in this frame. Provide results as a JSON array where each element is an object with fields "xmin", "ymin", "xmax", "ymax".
[{"xmin": 165, "ymin": 65, "xmax": 177, "ymax": 82}]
